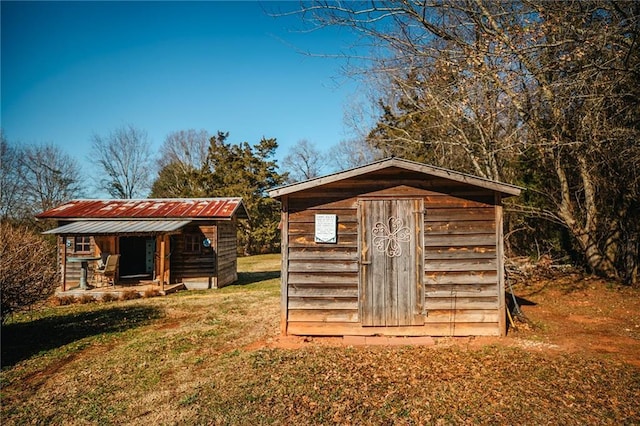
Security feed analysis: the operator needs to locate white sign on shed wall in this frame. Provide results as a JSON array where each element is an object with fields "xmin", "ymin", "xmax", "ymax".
[{"xmin": 314, "ymin": 214, "xmax": 337, "ymax": 244}]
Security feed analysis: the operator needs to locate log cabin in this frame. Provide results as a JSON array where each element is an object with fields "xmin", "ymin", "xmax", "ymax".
[
  {"xmin": 268, "ymin": 158, "xmax": 522, "ymax": 337},
  {"xmin": 36, "ymin": 198, "xmax": 248, "ymax": 291}
]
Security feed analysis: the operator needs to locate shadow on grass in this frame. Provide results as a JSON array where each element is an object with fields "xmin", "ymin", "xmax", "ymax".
[
  {"xmin": 234, "ymin": 271, "xmax": 280, "ymax": 286},
  {"xmin": 1, "ymin": 305, "xmax": 162, "ymax": 368}
]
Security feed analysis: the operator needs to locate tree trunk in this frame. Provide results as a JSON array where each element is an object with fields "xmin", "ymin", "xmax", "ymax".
[{"xmin": 554, "ymin": 154, "xmax": 619, "ymax": 280}]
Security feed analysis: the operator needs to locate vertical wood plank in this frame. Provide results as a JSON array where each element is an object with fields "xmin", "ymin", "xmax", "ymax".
[
  {"xmin": 115, "ymin": 236, "xmax": 120, "ymax": 283},
  {"xmin": 281, "ymin": 196, "xmax": 290, "ymax": 335},
  {"xmin": 358, "ymin": 200, "xmax": 371, "ymax": 326},
  {"xmin": 360, "ymin": 198, "xmax": 423, "ymax": 327},
  {"xmin": 371, "ymin": 200, "xmax": 386, "ymax": 326},
  {"xmin": 495, "ymin": 194, "xmax": 506, "ymax": 336},
  {"xmin": 61, "ymin": 235, "xmax": 67, "ymax": 291},
  {"xmin": 383, "ymin": 200, "xmax": 394, "ymax": 326},
  {"xmin": 166, "ymin": 235, "xmax": 171, "ymax": 285},
  {"xmin": 395, "ymin": 199, "xmax": 410, "ymax": 326},
  {"xmin": 413, "ymin": 198, "xmax": 425, "ymax": 325},
  {"xmin": 214, "ymin": 223, "xmax": 220, "ymax": 288}
]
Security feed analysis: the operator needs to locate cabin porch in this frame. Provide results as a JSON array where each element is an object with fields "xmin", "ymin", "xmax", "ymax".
[{"xmin": 55, "ymin": 279, "xmax": 186, "ymax": 300}]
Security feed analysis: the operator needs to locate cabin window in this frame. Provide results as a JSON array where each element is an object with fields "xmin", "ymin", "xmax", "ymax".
[
  {"xmin": 184, "ymin": 234, "xmax": 201, "ymax": 253},
  {"xmin": 74, "ymin": 236, "xmax": 91, "ymax": 253}
]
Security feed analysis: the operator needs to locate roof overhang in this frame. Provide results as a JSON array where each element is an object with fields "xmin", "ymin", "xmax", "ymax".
[
  {"xmin": 35, "ymin": 198, "xmax": 250, "ymax": 221},
  {"xmin": 42, "ymin": 220, "xmax": 192, "ymax": 235},
  {"xmin": 268, "ymin": 157, "xmax": 523, "ymax": 199}
]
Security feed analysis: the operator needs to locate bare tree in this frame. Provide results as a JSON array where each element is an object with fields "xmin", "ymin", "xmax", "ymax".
[
  {"xmin": 329, "ymin": 137, "xmax": 381, "ymax": 171},
  {"xmin": 150, "ymin": 129, "xmax": 209, "ymax": 197},
  {"xmin": 90, "ymin": 124, "xmax": 153, "ymax": 198},
  {"xmin": 19, "ymin": 143, "xmax": 83, "ymax": 213},
  {"xmin": 288, "ymin": 1, "xmax": 640, "ymax": 283},
  {"xmin": 281, "ymin": 139, "xmax": 326, "ymax": 183},
  {"xmin": 0, "ymin": 132, "xmax": 23, "ymax": 220},
  {"xmin": 0, "ymin": 141, "xmax": 84, "ymax": 224}
]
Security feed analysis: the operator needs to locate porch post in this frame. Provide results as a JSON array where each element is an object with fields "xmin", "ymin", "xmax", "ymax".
[
  {"xmin": 61, "ymin": 235, "xmax": 67, "ymax": 291},
  {"xmin": 159, "ymin": 235, "xmax": 166, "ymax": 291}
]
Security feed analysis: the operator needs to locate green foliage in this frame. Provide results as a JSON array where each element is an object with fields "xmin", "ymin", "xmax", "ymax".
[
  {"xmin": 149, "ymin": 160, "xmax": 205, "ymax": 198},
  {"xmin": 149, "ymin": 131, "xmax": 285, "ymax": 254},
  {"xmin": 201, "ymin": 132, "xmax": 285, "ymax": 254}
]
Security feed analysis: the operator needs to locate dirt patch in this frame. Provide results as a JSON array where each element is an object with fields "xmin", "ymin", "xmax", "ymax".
[
  {"xmin": 509, "ymin": 274, "xmax": 640, "ymax": 366},
  {"xmin": 249, "ymin": 272, "xmax": 640, "ymax": 367}
]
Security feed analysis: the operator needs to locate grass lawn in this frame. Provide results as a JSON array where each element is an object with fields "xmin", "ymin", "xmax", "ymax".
[{"xmin": 1, "ymin": 253, "xmax": 639, "ymax": 425}]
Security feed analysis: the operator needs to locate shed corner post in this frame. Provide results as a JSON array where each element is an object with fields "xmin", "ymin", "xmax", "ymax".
[
  {"xmin": 280, "ymin": 196, "xmax": 289, "ymax": 336},
  {"xmin": 61, "ymin": 235, "xmax": 67, "ymax": 291},
  {"xmin": 159, "ymin": 234, "xmax": 166, "ymax": 291},
  {"xmin": 495, "ymin": 193, "xmax": 506, "ymax": 336}
]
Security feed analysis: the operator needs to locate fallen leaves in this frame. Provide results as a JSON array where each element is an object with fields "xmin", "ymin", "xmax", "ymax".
[{"xmin": 192, "ymin": 345, "xmax": 640, "ymax": 425}]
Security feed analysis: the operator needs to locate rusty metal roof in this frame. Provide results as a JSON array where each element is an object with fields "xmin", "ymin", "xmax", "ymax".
[{"xmin": 36, "ymin": 198, "xmax": 249, "ymax": 220}]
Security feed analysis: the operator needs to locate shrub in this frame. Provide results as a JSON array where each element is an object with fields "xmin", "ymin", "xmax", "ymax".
[
  {"xmin": 143, "ymin": 288, "xmax": 161, "ymax": 298},
  {"xmin": 52, "ymin": 295, "xmax": 76, "ymax": 306},
  {"xmin": 77, "ymin": 294, "xmax": 96, "ymax": 304},
  {"xmin": 1, "ymin": 222, "xmax": 59, "ymax": 323},
  {"xmin": 120, "ymin": 290, "xmax": 141, "ymax": 301},
  {"xmin": 101, "ymin": 293, "xmax": 118, "ymax": 303}
]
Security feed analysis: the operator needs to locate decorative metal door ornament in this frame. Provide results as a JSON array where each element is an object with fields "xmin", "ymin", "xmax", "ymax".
[{"xmin": 372, "ymin": 216, "xmax": 411, "ymax": 257}]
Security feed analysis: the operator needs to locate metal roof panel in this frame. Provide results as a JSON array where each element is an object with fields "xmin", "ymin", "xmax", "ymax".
[
  {"xmin": 36, "ymin": 198, "xmax": 249, "ymax": 220},
  {"xmin": 42, "ymin": 220, "xmax": 192, "ymax": 235}
]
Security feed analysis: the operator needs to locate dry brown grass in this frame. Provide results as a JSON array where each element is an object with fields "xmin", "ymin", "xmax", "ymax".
[{"xmin": 1, "ymin": 254, "xmax": 638, "ymax": 425}]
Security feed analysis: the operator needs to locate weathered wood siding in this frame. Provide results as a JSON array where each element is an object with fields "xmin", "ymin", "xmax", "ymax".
[
  {"xmin": 59, "ymin": 235, "xmax": 100, "ymax": 285},
  {"xmin": 359, "ymin": 198, "xmax": 424, "ymax": 327},
  {"xmin": 283, "ymin": 167, "xmax": 503, "ymax": 336},
  {"xmin": 55, "ymin": 220, "xmax": 240, "ymax": 290},
  {"xmin": 215, "ymin": 219, "xmax": 238, "ymax": 288},
  {"xmin": 172, "ymin": 224, "xmax": 216, "ymax": 289}
]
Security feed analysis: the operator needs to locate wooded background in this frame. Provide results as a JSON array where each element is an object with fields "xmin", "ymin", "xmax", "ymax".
[{"xmin": 2, "ymin": 0, "xmax": 638, "ymax": 284}]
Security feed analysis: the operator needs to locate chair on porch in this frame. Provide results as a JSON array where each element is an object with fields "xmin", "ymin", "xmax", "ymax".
[{"xmin": 94, "ymin": 254, "xmax": 120, "ymax": 286}]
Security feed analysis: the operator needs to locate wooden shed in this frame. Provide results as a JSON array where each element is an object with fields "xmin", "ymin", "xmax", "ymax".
[
  {"xmin": 269, "ymin": 158, "xmax": 522, "ymax": 337},
  {"xmin": 36, "ymin": 198, "xmax": 248, "ymax": 291}
]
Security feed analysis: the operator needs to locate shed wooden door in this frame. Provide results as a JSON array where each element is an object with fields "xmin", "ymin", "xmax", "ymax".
[{"xmin": 359, "ymin": 199, "xmax": 424, "ymax": 326}]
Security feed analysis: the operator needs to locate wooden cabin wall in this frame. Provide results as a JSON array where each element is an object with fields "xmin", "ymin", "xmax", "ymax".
[
  {"xmin": 58, "ymin": 235, "xmax": 100, "ymax": 286},
  {"xmin": 216, "ymin": 219, "xmax": 238, "ymax": 288},
  {"xmin": 283, "ymin": 169, "xmax": 503, "ymax": 337},
  {"xmin": 172, "ymin": 224, "xmax": 216, "ymax": 289},
  {"xmin": 91, "ymin": 236, "xmax": 117, "ymax": 282},
  {"xmin": 422, "ymin": 191, "xmax": 500, "ymax": 336}
]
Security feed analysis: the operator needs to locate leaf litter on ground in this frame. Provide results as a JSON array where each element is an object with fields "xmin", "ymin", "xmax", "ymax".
[{"xmin": 1, "ymin": 254, "xmax": 639, "ymax": 425}]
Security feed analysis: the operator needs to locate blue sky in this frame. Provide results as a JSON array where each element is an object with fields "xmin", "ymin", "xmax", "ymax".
[{"xmin": 1, "ymin": 1, "xmax": 367, "ymax": 180}]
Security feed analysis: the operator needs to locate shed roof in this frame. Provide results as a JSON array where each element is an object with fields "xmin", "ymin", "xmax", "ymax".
[
  {"xmin": 268, "ymin": 157, "xmax": 523, "ymax": 198},
  {"xmin": 36, "ymin": 198, "xmax": 249, "ymax": 221},
  {"xmin": 42, "ymin": 220, "xmax": 192, "ymax": 235}
]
